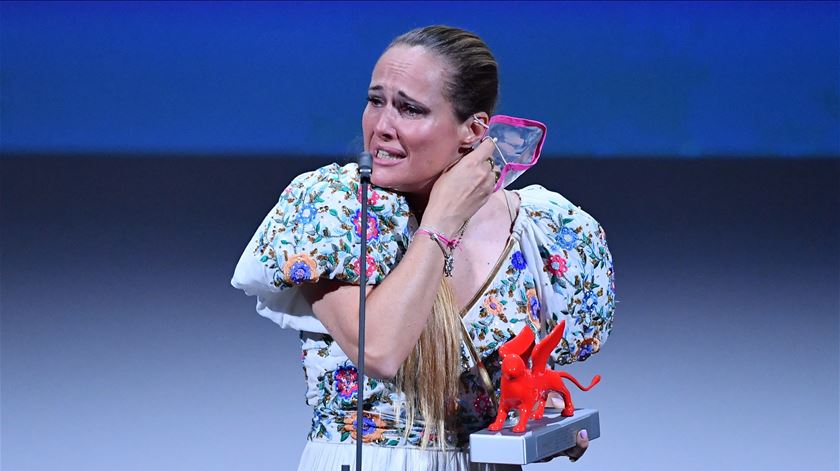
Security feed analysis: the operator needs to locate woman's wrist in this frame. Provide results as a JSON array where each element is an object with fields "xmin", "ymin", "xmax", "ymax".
[
  {"xmin": 418, "ymin": 197, "xmax": 466, "ymax": 230},
  {"xmin": 418, "ymin": 213, "xmax": 469, "ymax": 239},
  {"xmin": 414, "ymin": 219, "xmax": 470, "ymax": 277},
  {"xmin": 415, "ymin": 227, "xmax": 456, "ymax": 277},
  {"xmin": 416, "ymin": 226, "xmax": 458, "ymax": 247}
]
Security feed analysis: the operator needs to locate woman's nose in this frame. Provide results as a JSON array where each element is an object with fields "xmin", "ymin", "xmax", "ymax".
[{"xmin": 373, "ymin": 107, "xmax": 397, "ymax": 140}]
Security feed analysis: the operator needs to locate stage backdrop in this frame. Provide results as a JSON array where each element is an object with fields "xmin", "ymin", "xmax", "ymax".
[{"xmin": 1, "ymin": 1, "xmax": 838, "ymax": 157}]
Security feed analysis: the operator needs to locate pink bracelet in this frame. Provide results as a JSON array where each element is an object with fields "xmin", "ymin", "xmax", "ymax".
[
  {"xmin": 415, "ymin": 227, "xmax": 461, "ymax": 249},
  {"xmin": 415, "ymin": 226, "xmax": 460, "ymax": 277}
]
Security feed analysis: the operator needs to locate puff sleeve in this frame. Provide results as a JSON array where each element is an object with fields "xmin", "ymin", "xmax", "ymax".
[
  {"xmin": 516, "ymin": 185, "xmax": 616, "ymax": 366},
  {"xmin": 231, "ymin": 163, "xmax": 412, "ymax": 333}
]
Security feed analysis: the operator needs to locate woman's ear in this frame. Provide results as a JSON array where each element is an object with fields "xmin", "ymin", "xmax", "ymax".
[{"xmin": 458, "ymin": 112, "xmax": 490, "ymax": 152}]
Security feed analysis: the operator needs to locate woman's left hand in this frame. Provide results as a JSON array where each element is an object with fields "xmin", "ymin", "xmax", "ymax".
[
  {"xmin": 561, "ymin": 429, "xmax": 589, "ymax": 462},
  {"xmin": 536, "ymin": 394, "xmax": 589, "ymax": 463}
]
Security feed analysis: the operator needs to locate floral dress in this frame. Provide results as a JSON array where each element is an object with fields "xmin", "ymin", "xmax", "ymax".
[{"xmin": 231, "ymin": 162, "xmax": 616, "ymax": 470}]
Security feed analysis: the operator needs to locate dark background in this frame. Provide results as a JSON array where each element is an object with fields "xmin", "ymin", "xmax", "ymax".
[{"xmin": 2, "ymin": 2, "xmax": 838, "ymax": 470}]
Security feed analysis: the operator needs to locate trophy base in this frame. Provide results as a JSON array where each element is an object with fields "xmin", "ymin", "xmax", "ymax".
[{"xmin": 469, "ymin": 408, "xmax": 600, "ymax": 465}]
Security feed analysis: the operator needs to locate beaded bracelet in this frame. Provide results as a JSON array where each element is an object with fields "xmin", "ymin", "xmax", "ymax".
[
  {"xmin": 416, "ymin": 228, "xmax": 455, "ymax": 277},
  {"xmin": 415, "ymin": 220, "xmax": 469, "ymax": 277}
]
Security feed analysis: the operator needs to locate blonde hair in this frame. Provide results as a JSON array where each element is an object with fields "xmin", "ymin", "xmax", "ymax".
[
  {"xmin": 389, "ymin": 24, "xmax": 499, "ymax": 449},
  {"xmin": 394, "ymin": 278, "xmax": 463, "ymax": 449}
]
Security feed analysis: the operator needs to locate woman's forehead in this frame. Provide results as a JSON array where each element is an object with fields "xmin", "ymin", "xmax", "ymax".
[{"xmin": 370, "ymin": 45, "xmax": 449, "ymax": 103}]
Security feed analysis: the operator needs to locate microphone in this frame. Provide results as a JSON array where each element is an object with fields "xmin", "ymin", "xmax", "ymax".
[
  {"xmin": 358, "ymin": 151, "xmax": 373, "ymax": 183},
  {"xmin": 352, "ymin": 150, "xmax": 373, "ymax": 471}
]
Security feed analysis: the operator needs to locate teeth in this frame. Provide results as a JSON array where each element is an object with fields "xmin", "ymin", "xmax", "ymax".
[{"xmin": 376, "ymin": 150, "xmax": 404, "ymax": 160}]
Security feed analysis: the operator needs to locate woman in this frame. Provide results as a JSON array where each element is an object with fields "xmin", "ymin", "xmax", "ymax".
[{"xmin": 232, "ymin": 25, "xmax": 615, "ymax": 470}]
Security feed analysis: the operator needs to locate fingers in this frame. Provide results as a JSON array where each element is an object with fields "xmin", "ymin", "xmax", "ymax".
[
  {"xmin": 565, "ymin": 429, "xmax": 589, "ymax": 462},
  {"xmin": 443, "ymin": 139, "xmax": 497, "ymax": 193},
  {"xmin": 535, "ymin": 428, "xmax": 589, "ymax": 463},
  {"xmin": 422, "ymin": 139, "xmax": 498, "ymax": 232},
  {"xmin": 446, "ymin": 138, "xmax": 495, "ymax": 171},
  {"xmin": 470, "ymin": 139, "xmax": 499, "ymax": 190},
  {"xmin": 463, "ymin": 137, "xmax": 497, "ymax": 164}
]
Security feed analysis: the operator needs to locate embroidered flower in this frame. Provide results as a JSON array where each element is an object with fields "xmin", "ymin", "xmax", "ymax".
[
  {"xmin": 334, "ymin": 365, "xmax": 358, "ymax": 400},
  {"xmin": 473, "ymin": 392, "xmax": 493, "ymax": 416},
  {"xmin": 356, "ymin": 185, "xmax": 380, "ymax": 205},
  {"xmin": 526, "ymin": 288, "xmax": 540, "ymax": 322},
  {"xmin": 296, "ymin": 203, "xmax": 318, "ymax": 225},
  {"xmin": 556, "ymin": 226, "xmax": 578, "ymax": 250},
  {"xmin": 511, "ymin": 251, "xmax": 527, "ymax": 270},
  {"xmin": 582, "ymin": 291, "xmax": 598, "ymax": 313},
  {"xmin": 352, "ymin": 254, "xmax": 377, "ymax": 279},
  {"xmin": 482, "ymin": 295, "xmax": 504, "ymax": 316},
  {"xmin": 282, "ymin": 253, "xmax": 318, "ymax": 284},
  {"xmin": 546, "ymin": 254, "xmax": 568, "ymax": 277},
  {"xmin": 352, "ymin": 209, "xmax": 380, "ymax": 242},
  {"xmin": 343, "ymin": 412, "xmax": 386, "ymax": 442},
  {"xmin": 577, "ymin": 337, "xmax": 600, "ymax": 361}
]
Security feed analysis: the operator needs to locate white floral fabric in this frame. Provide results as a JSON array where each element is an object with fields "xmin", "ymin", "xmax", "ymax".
[{"xmin": 231, "ymin": 162, "xmax": 616, "ymax": 454}]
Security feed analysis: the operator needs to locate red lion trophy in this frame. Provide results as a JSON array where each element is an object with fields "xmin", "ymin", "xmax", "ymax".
[
  {"xmin": 488, "ymin": 320, "xmax": 600, "ymax": 433},
  {"xmin": 470, "ymin": 320, "xmax": 603, "ymax": 465}
]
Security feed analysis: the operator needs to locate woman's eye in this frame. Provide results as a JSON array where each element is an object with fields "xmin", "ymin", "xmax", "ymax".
[
  {"xmin": 366, "ymin": 96, "xmax": 384, "ymax": 107},
  {"xmin": 402, "ymin": 104, "xmax": 425, "ymax": 117}
]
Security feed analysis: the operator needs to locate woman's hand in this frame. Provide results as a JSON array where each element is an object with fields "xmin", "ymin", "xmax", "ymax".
[
  {"xmin": 421, "ymin": 138, "xmax": 497, "ymax": 235},
  {"xmin": 561, "ymin": 429, "xmax": 589, "ymax": 462},
  {"xmin": 535, "ymin": 430, "xmax": 588, "ymax": 464},
  {"xmin": 536, "ymin": 393, "xmax": 590, "ymax": 463}
]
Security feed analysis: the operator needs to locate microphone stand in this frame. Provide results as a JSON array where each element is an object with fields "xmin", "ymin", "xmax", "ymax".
[{"xmin": 343, "ymin": 152, "xmax": 372, "ymax": 471}]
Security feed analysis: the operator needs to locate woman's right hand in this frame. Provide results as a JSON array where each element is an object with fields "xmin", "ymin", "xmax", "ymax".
[{"xmin": 421, "ymin": 138, "xmax": 498, "ymax": 235}]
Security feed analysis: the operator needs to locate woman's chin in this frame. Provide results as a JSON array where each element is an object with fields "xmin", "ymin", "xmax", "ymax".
[
  {"xmin": 371, "ymin": 176, "xmax": 403, "ymax": 192},
  {"xmin": 371, "ymin": 171, "xmax": 404, "ymax": 192},
  {"xmin": 370, "ymin": 168, "xmax": 437, "ymax": 195}
]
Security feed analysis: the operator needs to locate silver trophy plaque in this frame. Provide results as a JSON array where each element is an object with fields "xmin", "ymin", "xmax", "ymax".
[{"xmin": 469, "ymin": 408, "xmax": 600, "ymax": 465}]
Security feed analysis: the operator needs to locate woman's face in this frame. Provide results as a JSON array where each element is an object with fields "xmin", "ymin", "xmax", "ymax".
[{"xmin": 363, "ymin": 45, "xmax": 476, "ymax": 194}]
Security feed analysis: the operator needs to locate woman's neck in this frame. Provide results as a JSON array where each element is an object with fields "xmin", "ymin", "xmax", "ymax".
[
  {"xmin": 405, "ymin": 190, "xmax": 432, "ymax": 222},
  {"xmin": 407, "ymin": 190, "xmax": 514, "ymax": 238}
]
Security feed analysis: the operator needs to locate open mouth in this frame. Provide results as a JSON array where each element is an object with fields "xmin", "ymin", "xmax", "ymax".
[{"xmin": 375, "ymin": 149, "xmax": 406, "ymax": 161}]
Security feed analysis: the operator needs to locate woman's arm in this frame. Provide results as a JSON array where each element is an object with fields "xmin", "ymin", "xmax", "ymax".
[
  {"xmin": 300, "ymin": 139, "xmax": 497, "ymax": 379},
  {"xmin": 300, "ymin": 235, "xmax": 445, "ymax": 379}
]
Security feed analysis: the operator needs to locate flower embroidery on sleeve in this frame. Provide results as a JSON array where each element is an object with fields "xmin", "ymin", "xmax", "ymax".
[
  {"xmin": 282, "ymin": 253, "xmax": 318, "ymax": 284},
  {"xmin": 352, "ymin": 253, "xmax": 377, "ymax": 279},
  {"xmin": 296, "ymin": 203, "xmax": 318, "ymax": 225},
  {"xmin": 356, "ymin": 185, "xmax": 380, "ymax": 205},
  {"xmin": 546, "ymin": 254, "xmax": 568, "ymax": 276},
  {"xmin": 352, "ymin": 209, "xmax": 380, "ymax": 242},
  {"xmin": 555, "ymin": 226, "xmax": 578, "ymax": 250},
  {"xmin": 511, "ymin": 251, "xmax": 527, "ymax": 270}
]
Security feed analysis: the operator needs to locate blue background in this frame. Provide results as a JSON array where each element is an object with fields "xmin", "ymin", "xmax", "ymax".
[
  {"xmin": 1, "ymin": 1, "xmax": 838, "ymax": 157},
  {"xmin": 1, "ymin": 2, "xmax": 838, "ymax": 471}
]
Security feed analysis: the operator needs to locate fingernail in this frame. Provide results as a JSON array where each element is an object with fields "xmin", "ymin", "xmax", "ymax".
[{"xmin": 579, "ymin": 429, "xmax": 588, "ymax": 441}]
